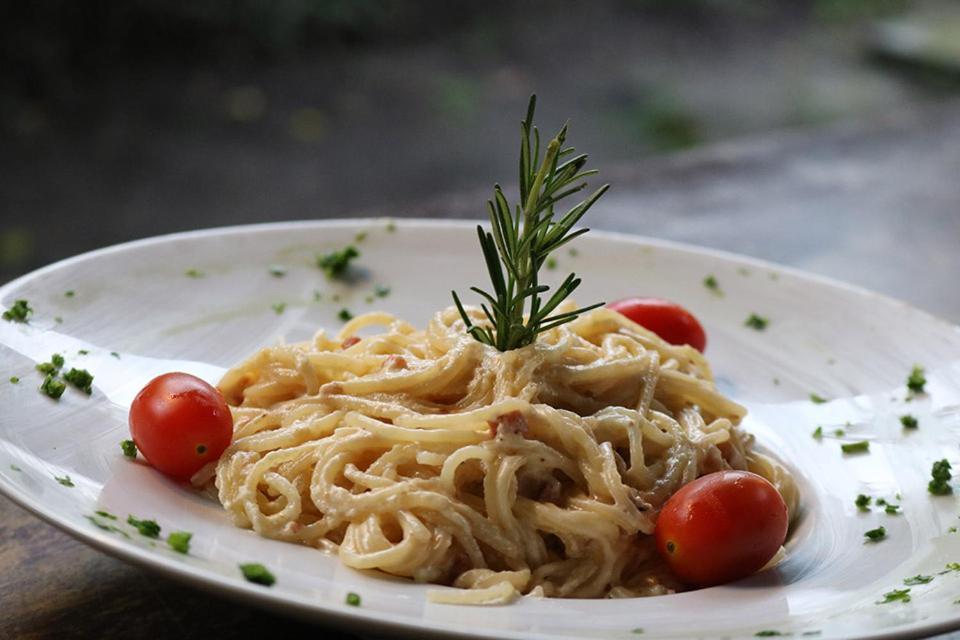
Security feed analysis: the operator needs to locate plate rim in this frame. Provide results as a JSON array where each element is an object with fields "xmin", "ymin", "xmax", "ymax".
[{"xmin": 3, "ymin": 218, "xmax": 957, "ymax": 337}]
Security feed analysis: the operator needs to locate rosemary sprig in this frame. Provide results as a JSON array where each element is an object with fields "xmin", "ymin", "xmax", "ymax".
[{"xmin": 452, "ymin": 95, "xmax": 609, "ymax": 351}]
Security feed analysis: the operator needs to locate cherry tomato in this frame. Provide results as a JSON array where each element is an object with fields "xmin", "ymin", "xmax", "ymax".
[
  {"xmin": 655, "ymin": 470, "xmax": 788, "ymax": 587},
  {"xmin": 129, "ymin": 372, "xmax": 233, "ymax": 481},
  {"xmin": 607, "ymin": 297, "xmax": 707, "ymax": 352}
]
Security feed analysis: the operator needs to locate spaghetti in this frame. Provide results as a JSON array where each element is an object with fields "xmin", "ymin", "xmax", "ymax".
[{"xmin": 202, "ymin": 304, "xmax": 797, "ymax": 603}]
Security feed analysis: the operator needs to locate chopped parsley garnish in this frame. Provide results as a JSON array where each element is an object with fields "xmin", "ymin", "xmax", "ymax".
[
  {"xmin": 884, "ymin": 503, "xmax": 901, "ymax": 515},
  {"xmin": 110, "ymin": 351, "xmax": 120, "ymax": 359},
  {"xmin": 54, "ymin": 316, "xmax": 63, "ymax": 324},
  {"xmin": 354, "ymin": 231, "xmax": 368, "ymax": 243},
  {"xmin": 239, "ymin": 563, "xmax": 275, "ymax": 586},
  {"xmin": 63, "ymin": 368, "xmax": 93, "ymax": 394},
  {"xmin": 812, "ymin": 426, "xmax": 823, "ymax": 439},
  {"xmin": 77, "ymin": 349, "xmax": 88, "ymax": 355},
  {"xmin": 345, "ymin": 592, "xmax": 361, "ymax": 606},
  {"xmin": 167, "ymin": 531, "xmax": 192, "ymax": 554},
  {"xmin": 2, "ymin": 299, "xmax": 32, "ymax": 322},
  {"xmin": 120, "ymin": 440, "xmax": 137, "ymax": 458},
  {"xmin": 85, "ymin": 515, "xmax": 130, "ymax": 537},
  {"xmin": 317, "ymin": 246, "xmax": 359, "ymax": 279},
  {"xmin": 928, "ymin": 459, "xmax": 953, "ymax": 495},
  {"xmin": 906, "ymin": 365, "xmax": 926, "ymax": 395},
  {"xmin": 374, "ymin": 284, "xmax": 391, "ymax": 298},
  {"xmin": 876, "ymin": 588, "xmax": 911, "ymax": 604},
  {"xmin": 809, "ymin": 393, "xmax": 828, "ymax": 404},
  {"xmin": 903, "ymin": 574, "xmax": 933, "ymax": 585},
  {"xmin": 744, "ymin": 313, "xmax": 768, "ymax": 330},
  {"xmin": 184, "ymin": 268, "xmax": 204, "ymax": 278},
  {"xmin": 545, "ymin": 257, "xmax": 558, "ymax": 270},
  {"xmin": 268, "ymin": 264, "xmax": 287, "ymax": 277},
  {"xmin": 841, "ymin": 440, "xmax": 870, "ymax": 454},
  {"xmin": 55, "ymin": 475, "xmax": 74, "ymax": 487},
  {"xmin": 631, "ymin": 629, "xmax": 643, "ymax": 635},
  {"xmin": 950, "ymin": 527, "xmax": 958, "ymax": 533},
  {"xmin": 9, "ymin": 376, "xmax": 19, "ymax": 384},
  {"xmin": 271, "ymin": 302, "xmax": 286, "ymax": 315},
  {"xmin": 64, "ymin": 290, "xmax": 75, "ymax": 298},
  {"xmin": 855, "ymin": 494, "xmax": 871, "ymax": 511},
  {"xmin": 942, "ymin": 562, "xmax": 960, "ymax": 574},
  {"xmin": 36, "ymin": 353, "xmax": 64, "ymax": 375},
  {"xmin": 95, "ymin": 510, "xmax": 117, "ymax": 520},
  {"xmin": 755, "ymin": 632, "xmax": 784, "ymax": 638},
  {"xmin": 127, "ymin": 515, "xmax": 161, "ymax": 538},
  {"xmin": 833, "ymin": 428, "xmax": 845, "ymax": 436},
  {"xmin": 10, "ymin": 464, "xmax": 21, "ymax": 471},
  {"xmin": 900, "ymin": 414, "xmax": 918, "ymax": 429},
  {"xmin": 385, "ymin": 220, "xmax": 396, "ymax": 232},
  {"xmin": 703, "ymin": 275, "xmax": 722, "ymax": 295},
  {"xmin": 40, "ymin": 374, "xmax": 66, "ymax": 400},
  {"xmin": 338, "ymin": 308, "xmax": 353, "ymax": 322},
  {"xmin": 864, "ymin": 526, "xmax": 886, "ymax": 542}
]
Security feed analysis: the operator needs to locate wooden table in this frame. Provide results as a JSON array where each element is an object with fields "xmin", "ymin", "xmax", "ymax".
[{"xmin": 4, "ymin": 102, "xmax": 960, "ymax": 639}]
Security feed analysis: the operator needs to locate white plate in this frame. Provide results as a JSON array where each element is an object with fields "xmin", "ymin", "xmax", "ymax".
[{"xmin": 2, "ymin": 220, "xmax": 960, "ymax": 640}]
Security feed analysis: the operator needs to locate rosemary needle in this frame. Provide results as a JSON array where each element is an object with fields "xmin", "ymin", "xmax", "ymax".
[{"xmin": 452, "ymin": 95, "xmax": 608, "ymax": 351}]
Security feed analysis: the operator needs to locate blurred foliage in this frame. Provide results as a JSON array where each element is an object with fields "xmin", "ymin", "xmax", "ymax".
[
  {"xmin": 0, "ymin": 1, "xmax": 461, "ymax": 103},
  {"xmin": 869, "ymin": 9, "xmax": 960, "ymax": 90},
  {"xmin": 0, "ymin": 228, "xmax": 36, "ymax": 270},
  {"xmin": 623, "ymin": 0, "xmax": 773, "ymax": 18},
  {"xmin": 614, "ymin": 95, "xmax": 703, "ymax": 152},
  {"xmin": 287, "ymin": 107, "xmax": 329, "ymax": 143},
  {"xmin": 870, "ymin": 54, "xmax": 960, "ymax": 92},
  {"xmin": 223, "ymin": 86, "xmax": 268, "ymax": 123},
  {"xmin": 433, "ymin": 74, "xmax": 484, "ymax": 126},
  {"xmin": 0, "ymin": 0, "xmax": 921, "ymax": 105},
  {"xmin": 813, "ymin": 0, "xmax": 911, "ymax": 23}
]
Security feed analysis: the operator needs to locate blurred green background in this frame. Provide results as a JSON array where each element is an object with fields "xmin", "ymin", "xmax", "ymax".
[{"xmin": 2, "ymin": 0, "xmax": 959, "ymax": 282}]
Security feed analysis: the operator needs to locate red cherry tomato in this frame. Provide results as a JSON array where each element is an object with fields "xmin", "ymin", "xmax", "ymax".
[
  {"xmin": 655, "ymin": 470, "xmax": 788, "ymax": 587},
  {"xmin": 607, "ymin": 297, "xmax": 707, "ymax": 352},
  {"xmin": 129, "ymin": 372, "xmax": 233, "ymax": 481}
]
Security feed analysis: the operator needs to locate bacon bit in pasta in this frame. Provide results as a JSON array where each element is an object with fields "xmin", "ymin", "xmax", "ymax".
[
  {"xmin": 538, "ymin": 480, "xmax": 563, "ymax": 504},
  {"xmin": 631, "ymin": 494, "xmax": 652, "ymax": 512},
  {"xmin": 488, "ymin": 411, "xmax": 528, "ymax": 438},
  {"xmin": 341, "ymin": 336, "xmax": 361, "ymax": 349},
  {"xmin": 384, "ymin": 355, "xmax": 407, "ymax": 370}
]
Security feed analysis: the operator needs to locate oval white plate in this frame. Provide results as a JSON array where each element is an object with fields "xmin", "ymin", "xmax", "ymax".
[{"xmin": 2, "ymin": 220, "xmax": 960, "ymax": 640}]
